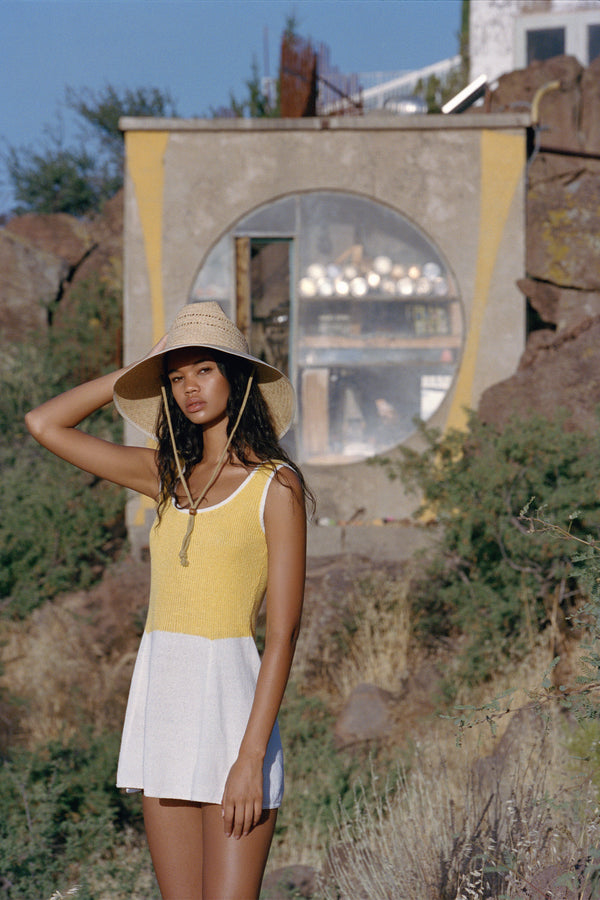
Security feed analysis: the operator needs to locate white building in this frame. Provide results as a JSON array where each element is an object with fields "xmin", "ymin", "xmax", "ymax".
[{"xmin": 470, "ymin": 0, "xmax": 600, "ymax": 85}]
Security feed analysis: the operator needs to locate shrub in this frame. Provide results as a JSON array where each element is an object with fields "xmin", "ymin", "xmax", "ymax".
[
  {"xmin": 0, "ymin": 277, "xmax": 126, "ymax": 618},
  {"xmin": 379, "ymin": 411, "xmax": 600, "ymax": 684},
  {"xmin": 0, "ymin": 731, "xmax": 145, "ymax": 900}
]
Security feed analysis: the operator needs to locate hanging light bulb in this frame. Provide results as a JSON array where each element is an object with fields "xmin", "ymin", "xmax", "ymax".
[
  {"xmin": 398, "ymin": 277, "xmax": 415, "ymax": 296},
  {"xmin": 307, "ymin": 263, "xmax": 326, "ymax": 280},
  {"xmin": 335, "ymin": 277, "xmax": 350, "ymax": 296},
  {"xmin": 299, "ymin": 277, "xmax": 317, "ymax": 297},
  {"xmin": 350, "ymin": 276, "xmax": 368, "ymax": 297},
  {"xmin": 423, "ymin": 261, "xmax": 442, "ymax": 279},
  {"xmin": 373, "ymin": 255, "xmax": 392, "ymax": 275}
]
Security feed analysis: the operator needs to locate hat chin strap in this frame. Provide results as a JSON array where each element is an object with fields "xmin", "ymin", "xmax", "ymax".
[{"xmin": 160, "ymin": 371, "xmax": 255, "ymax": 566}]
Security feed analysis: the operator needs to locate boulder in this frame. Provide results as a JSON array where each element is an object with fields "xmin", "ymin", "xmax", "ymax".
[
  {"xmin": 526, "ymin": 860, "xmax": 595, "ymax": 900},
  {"xmin": 478, "ymin": 315, "xmax": 600, "ymax": 433},
  {"xmin": 527, "ymin": 171, "xmax": 600, "ymax": 290},
  {"xmin": 517, "ymin": 277, "xmax": 600, "ymax": 332},
  {"xmin": 580, "ymin": 55, "xmax": 600, "ymax": 153},
  {"xmin": 261, "ymin": 865, "xmax": 318, "ymax": 899},
  {"xmin": 489, "ymin": 55, "xmax": 584, "ymax": 152},
  {"xmin": 6, "ymin": 212, "xmax": 93, "ymax": 268},
  {"xmin": 334, "ymin": 682, "xmax": 395, "ymax": 747},
  {"xmin": 0, "ymin": 191, "xmax": 123, "ymax": 341},
  {"xmin": 0, "ymin": 228, "xmax": 65, "ymax": 339}
]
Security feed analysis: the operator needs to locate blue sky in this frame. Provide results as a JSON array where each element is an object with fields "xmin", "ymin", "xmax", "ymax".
[{"xmin": 0, "ymin": 0, "xmax": 463, "ymax": 212}]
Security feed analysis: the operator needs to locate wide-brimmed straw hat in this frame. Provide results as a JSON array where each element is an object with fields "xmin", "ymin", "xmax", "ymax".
[{"xmin": 113, "ymin": 302, "xmax": 295, "ymax": 439}]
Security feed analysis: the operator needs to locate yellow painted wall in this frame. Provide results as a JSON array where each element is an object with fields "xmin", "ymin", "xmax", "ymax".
[{"xmin": 446, "ymin": 130, "xmax": 525, "ymax": 431}]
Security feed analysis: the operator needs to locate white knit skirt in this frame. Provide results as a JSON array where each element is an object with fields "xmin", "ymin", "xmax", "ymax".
[{"xmin": 116, "ymin": 630, "xmax": 284, "ymax": 807}]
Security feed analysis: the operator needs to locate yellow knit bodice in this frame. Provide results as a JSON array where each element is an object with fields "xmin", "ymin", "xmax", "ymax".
[{"xmin": 145, "ymin": 465, "xmax": 276, "ymax": 640}]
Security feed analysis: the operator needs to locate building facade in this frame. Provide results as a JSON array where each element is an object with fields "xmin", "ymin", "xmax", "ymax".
[{"xmin": 119, "ymin": 114, "xmax": 528, "ymax": 558}]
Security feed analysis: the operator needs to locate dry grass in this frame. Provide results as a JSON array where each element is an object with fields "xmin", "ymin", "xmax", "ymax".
[
  {"xmin": 0, "ymin": 592, "xmax": 137, "ymax": 746},
  {"xmin": 321, "ymin": 719, "xmax": 600, "ymax": 900},
  {"xmin": 330, "ymin": 574, "xmax": 411, "ymax": 701}
]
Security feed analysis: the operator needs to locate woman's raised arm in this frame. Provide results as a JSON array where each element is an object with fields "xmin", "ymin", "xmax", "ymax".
[{"xmin": 25, "ymin": 342, "xmax": 166, "ymax": 498}]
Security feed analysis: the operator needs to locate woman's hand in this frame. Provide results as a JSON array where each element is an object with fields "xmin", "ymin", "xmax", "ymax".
[
  {"xmin": 146, "ymin": 333, "xmax": 169, "ymax": 359},
  {"xmin": 221, "ymin": 752, "xmax": 264, "ymax": 839}
]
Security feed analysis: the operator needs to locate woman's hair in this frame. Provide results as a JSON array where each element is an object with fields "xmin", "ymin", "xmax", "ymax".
[{"xmin": 155, "ymin": 350, "xmax": 314, "ymax": 519}]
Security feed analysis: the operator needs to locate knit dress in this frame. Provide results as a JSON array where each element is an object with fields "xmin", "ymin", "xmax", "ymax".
[{"xmin": 116, "ymin": 463, "xmax": 284, "ymax": 807}]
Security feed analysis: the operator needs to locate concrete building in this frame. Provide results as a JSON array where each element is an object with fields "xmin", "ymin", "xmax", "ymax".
[{"xmin": 119, "ymin": 113, "xmax": 528, "ymax": 559}]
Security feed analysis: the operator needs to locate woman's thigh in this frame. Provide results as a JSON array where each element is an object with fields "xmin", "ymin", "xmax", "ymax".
[
  {"xmin": 202, "ymin": 803, "xmax": 278, "ymax": 900},
  {"xmin": 143, "ymin": 795, "xmax": 204, "ymax": 899}
]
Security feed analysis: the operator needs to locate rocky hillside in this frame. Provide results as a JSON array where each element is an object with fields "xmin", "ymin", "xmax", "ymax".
[
  {"xmin": 0, "ymin": 189, "xmax": 123, "ymax": 341},
  {"xmin": 479, "ymin": 54, "xmax": 600, "ymax": 431}
]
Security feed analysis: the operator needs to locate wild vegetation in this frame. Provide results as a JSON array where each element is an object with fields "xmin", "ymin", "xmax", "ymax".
[
  {"xmin": 5, "ymin": 86, "xmax": 178, "ymax": 216},
  {"xmin": 379, "ymin": 413, "xmax": 600, "ymax": 687},
  {"xmin": 0, "ymin": 277, "xmax": 125, "ymax": 620}
]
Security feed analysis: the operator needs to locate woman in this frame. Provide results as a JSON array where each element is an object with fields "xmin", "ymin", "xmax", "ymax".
[{"xmin": 25, "ymin": 302, "xmax": 309, "ymax": 899}]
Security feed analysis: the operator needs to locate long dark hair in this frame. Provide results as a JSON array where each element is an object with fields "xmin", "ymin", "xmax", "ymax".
[{"xmin": 155, "ymin": 350, "xmax": 314, "ymax": 519}]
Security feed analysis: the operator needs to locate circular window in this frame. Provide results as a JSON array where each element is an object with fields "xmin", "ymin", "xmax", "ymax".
[{"xmin": 190, "ymin": 191, "xmax": 463, "ymax": 465}]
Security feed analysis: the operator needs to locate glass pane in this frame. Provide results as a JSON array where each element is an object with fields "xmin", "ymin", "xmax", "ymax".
[
  {"xmin": 295, "ymin": 192, "xmax": 462, "ymax": 464},
  {"xmin": 526, "ymin": 28, "xmax": 565, "ymax": 64},
  {"xmin": 234, "ymin": 196, "xmax": 296, "ymax": 236},
  {"xmin": 190, "ymin": 234, "xmax": 233, "ymax": 318},
  {"xmin": 188, "ymin": 191, "xmax": 463, "ymax": 466},
  {"xmin": 589, "ymin": 24, "xmax": 600, "ymax": 63}
]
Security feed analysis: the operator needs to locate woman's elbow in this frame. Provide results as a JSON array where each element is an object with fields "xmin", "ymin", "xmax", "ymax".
[
  {"xmin": 25, "ymin": 409, "xmax": 41, "ymax": 440},
  {"xmin": 266, "ymin": 621, "xmax": 301, "ymax": 655},
  {"xmin": 25, "ymin": 408, "xmax": 50, "ymax": 444}
]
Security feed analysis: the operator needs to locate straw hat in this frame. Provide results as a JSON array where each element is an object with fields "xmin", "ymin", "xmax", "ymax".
[{"xmin": 113, "ymin": 302, "xmax": 294, "ymax": 439}]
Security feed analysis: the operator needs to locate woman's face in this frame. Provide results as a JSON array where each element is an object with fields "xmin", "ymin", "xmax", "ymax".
[{"xmin": 166, "ymin": 347, "xmax": 230, "ymax": 429}]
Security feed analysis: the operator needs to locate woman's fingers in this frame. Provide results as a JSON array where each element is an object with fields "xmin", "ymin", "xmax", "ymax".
[
  {"xmin": 222, "ymin": 794, "xmax": 263, "ymax": 838},
  {"xmin": 148, "ymin": 333, "xmax": 169, "ymax": 356}
]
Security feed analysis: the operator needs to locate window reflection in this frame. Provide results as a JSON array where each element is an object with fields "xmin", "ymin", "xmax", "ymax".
[{"xmin": 189, "ymin": 192, "xmax": 463, "ymax": 465}]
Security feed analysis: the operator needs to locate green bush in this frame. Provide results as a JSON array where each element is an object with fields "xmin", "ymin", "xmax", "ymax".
[
  {"xmin": 0, "ymin": 277, "xmax": 126, "ymax": 617},
  {"xmin": 381, "ymin": 411, "xmax": 600, "ymax": 684},
  {"xmin": 0, "ymin": 731, "xmax": 144, "ymax": 900}
]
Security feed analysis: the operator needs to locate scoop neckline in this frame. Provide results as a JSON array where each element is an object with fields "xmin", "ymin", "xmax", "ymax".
[{"xmin": 171, "ymin": 465, "xmax": 261, "ymax": 515}]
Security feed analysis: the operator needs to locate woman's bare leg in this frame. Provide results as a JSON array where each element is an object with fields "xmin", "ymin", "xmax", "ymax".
[
  {"xmin": 202, "ymin": 803, "xmax": 277, "ymax": 900},
  {"xmin": 143, "ymin": 796, "xmax": 203, "ymax": 899}
]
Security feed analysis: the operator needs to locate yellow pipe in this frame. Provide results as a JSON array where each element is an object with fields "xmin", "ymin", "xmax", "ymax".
[{"xmin": 531, "ymin": 80, "xmax": 560, "ymax": 125}]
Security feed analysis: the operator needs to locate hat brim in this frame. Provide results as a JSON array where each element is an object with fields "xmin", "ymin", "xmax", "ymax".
[{"xmin": 113, "ymin": 342, "xmax": 295, "ymax": 440}]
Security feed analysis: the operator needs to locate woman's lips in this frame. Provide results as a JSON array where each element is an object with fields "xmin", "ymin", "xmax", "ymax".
[{"xmin": 186, "ymin": 399, "xmax": 206, "ymax": 412}]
